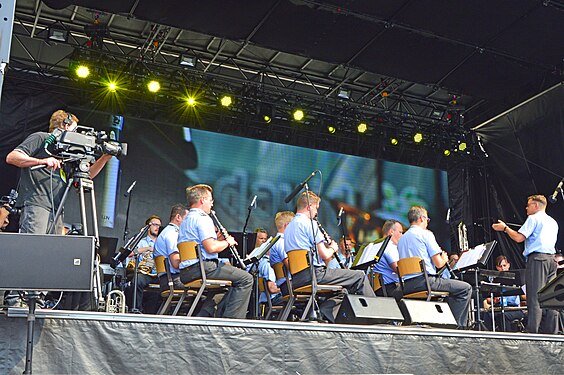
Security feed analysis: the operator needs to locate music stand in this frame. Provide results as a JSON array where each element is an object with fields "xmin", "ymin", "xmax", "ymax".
[
  {"xmin": 244, "ymin": 235, "xmax": 281, "ymax": 319},
  {"xmin": 350, "ymin": 236, "xmax": 391, "ymax": 271},
  {"xmin": 219, "ymin": 232, "xmax": 258, "ymax": 262},
  {"xmin": 451, "ymin": 240, "xmax": 497, "ymax": 330}
]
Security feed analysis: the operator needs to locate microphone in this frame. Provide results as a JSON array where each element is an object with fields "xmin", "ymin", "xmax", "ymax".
[
  {"xmin": 284, "ymin": 171, "xmax": 317, "ymax": 203},
  {"xmin": 445, "ymin": 208, "xmax": 451, "ymax": 224},
  {"xmin": 548, "ymin": 179, "xmax": 563, "ymax": 203},
  {"xmin": 124, "ymin": 180, "xmax": 137, "ymax": 197},
  {"xmin": 249, "ymin": 195, "xmax": 257, "ymax": 210},
  {"xmin": 337, "ymin": 207, "xmax": 344, "ymax": 219}
]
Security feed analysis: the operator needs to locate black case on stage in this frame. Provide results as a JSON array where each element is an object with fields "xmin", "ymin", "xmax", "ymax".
[
  {"xmin": 0, "ymin": 232, "xmax": 95, "ymax": 291},
  {"xmin": 335, "ymin": 295, "xmax": 404, "ymax": 325}
]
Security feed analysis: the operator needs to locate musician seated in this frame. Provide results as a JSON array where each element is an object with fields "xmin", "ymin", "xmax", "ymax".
[
  {"xmin": 483, "ymin": 255, "xmax": 527, "ymax": 332},
  {"xmin": 177, "ymin": 184, "xmax": 253, "ymax": 319},
  {"xmin": 373, "ymin": 220, "xmax": 404, "ymax": 299},
  {"xmin": 326, "ymin": 238, "xmax": 355, "ymax": 269}
]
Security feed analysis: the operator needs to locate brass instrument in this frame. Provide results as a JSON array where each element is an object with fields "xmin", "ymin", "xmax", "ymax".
[
  {"xmin": 127, "ymin": 250, "xmax": 155, "ymax": 275},
  {"xmin": 209, "ymin": 210, "xmax": 246, "ymax": 268},
  {"xmin": 314, "ymin": 217, "xmax": 345, "ymax": 269},
  {"xmin": 458, "ymin": 222, "xmax": 468, "ymax": 252},
  {"xmin": 106, "ymin": 289, "xmax": 126, "ymax": 313}
]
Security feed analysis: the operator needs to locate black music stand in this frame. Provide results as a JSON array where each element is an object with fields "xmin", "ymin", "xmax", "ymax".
[
  {"xmin": 480, "ymin": 282, "xmax": 523, "ymax": 332},
  {"xmin": 219, "ymin": 232, "xmax": 257, "ymax": 263},
  {"xmin": 351, "ymin": 236, "xmax": 391, "ymax": 271},
  {"xmin": 244, "ymin": 235, "xmax": 281, "ymax": 319},
  {"xmin": 452, "ymin": 240, "xmax": 497, "ymax": 330}
]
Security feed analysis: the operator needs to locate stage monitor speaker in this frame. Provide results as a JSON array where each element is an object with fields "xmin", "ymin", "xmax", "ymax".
[
  {"xmin": 399, "ymin": 299, "xmax": 457, "ymax": 328},
  {"xmin": 0, "ymin": 233, "xmax": 95, "ymax": 292},
  {"xmin": 538, "ymin": 272, "xmax": 564, "ymax": 308},
  {"xmin": 335, "ymin": 295, "xmax": 404, "ymax": 325}
]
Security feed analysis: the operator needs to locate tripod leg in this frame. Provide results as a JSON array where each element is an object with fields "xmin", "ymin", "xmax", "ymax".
[{"xmin": 47, "ymin": 179, "xmax": 73, "ymax": 234}]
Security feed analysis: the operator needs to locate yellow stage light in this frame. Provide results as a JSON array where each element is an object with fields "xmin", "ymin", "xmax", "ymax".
[
  {"xmin": 414, "ymin": 133, "xmax": 423, "ymax": 143},
  {"xmin": 147, "ymin": 80, "xmax": 160, "ymax": 93},
  {"xmin": 220, "ymin": 95, "xmax": 232, "ymax": 107},
  {"xmin": 293, "ymin": 109, "xmax": 304, "ymax": 121},
  {"xmin": 357, "ymin": 122, "xmax": 367, "ymax": 133},
  {"xmin": 327, "ymin": 126, "xmax": 336, "ymax": 134},
  {"xmin": 107, "ymin": 82, "xmax": 117, "ymax": 92},
  {"xmin": 390, "ymin": 138, "xmax": 398, "ymax": 145},
  {"xmin": 444, "ymin": 149, "xmax": 451, "ymax": 156},
  {"xmin": 186, "ymin": 97, "xmax": 196, "ymax": 106},
  {"xmin": 76, "ymin": 65, "xmax": 90, "ymax": 78},
  {"xmin": 458, "ymin": 142, "xmax": 467, "ymax": 151}
]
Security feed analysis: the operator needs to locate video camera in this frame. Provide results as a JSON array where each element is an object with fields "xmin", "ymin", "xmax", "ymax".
[
  {"xmin": 48, "ymin": 126, "xmax": 127, "ymax": 161},
  {"xmin": 0, "ymin": 189, "xmax": 20, "ymax": 215}
]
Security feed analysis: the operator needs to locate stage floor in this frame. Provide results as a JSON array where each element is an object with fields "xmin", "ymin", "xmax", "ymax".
[{"xmin": 2, "ymin": 308, "xmax": 563, "ymax": 374}]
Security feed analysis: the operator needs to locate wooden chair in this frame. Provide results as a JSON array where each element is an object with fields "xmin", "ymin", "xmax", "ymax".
[
  {"xmin": 154, "ymin": 255, "xmax": 190, "ymax": 316},
  {"xmin": 372, "ymin": 272, "xmax": 386, "ymax": 296},
  {"xmin": 282, "ymin": 249, "xmax": 343, "ymax": 321},
  {"xmin": 396, "ymin": 256, "xmax": 448, "ymax": 301},
  {"xmin": 257, "ymin": 276, "xmax": 284, "ymax": 320},
  {"xmin": 177, "ymin": 241, "xmax": 232, "ymax": 317}
]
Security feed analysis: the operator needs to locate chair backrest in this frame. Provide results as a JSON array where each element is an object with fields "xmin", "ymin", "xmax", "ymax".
[
  {"xmin": 373, "ymin": 272, "xmax": 383, "ymax": 292},
  {"xmin": 258, "ymin": 277, "xmax": 266, "ymax": 293},
  {"xmin": 287, "ymin": 250, "xmax": 309, "ymax": 275},
  {"xmin": 397, "ymin": 257, "xmax": 424, "ymax": 278},
  {"xmin": 154, "ymin": 255, "xmax": 167, "ymax": 274},
  {"xmin": 272, "ymin": 262, "xmax": 286, "ymax": 280},
  {"xmin": 178, "ymin": 241, "xmax": 198, "ymax": 262}
]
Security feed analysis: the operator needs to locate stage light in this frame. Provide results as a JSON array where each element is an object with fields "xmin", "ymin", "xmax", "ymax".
[
  {"xmin": 220, "ymin": 95, "xmax": 232, "ymax": 107},
  {"xmin": 443, "ymin": 149, "xmax": 451, "ymax": 156},
  {"xmin": 337, "ymin": 88, "xmax": 351, "ymax": 100},
  {"xmin": 390, "ymin": 138, "xmax": 398, "ymax": 145},
  {"xmin": 147, "ymin": 80, "xmax": 160, "ymax": 93},
  {"xmin": 179, "ymin": 53, "xmax": 197, "ymax": 67},
  {"xmin": 75, "ymin": 65, "xmax": 90, "ymax": 78},
  {"xmin": 263, "ymin": 115, "xmax": 272, "ymax": 123},
  {"xmin": 458, "ymin": 142, "xmax": 467, "ymax": 151},
  {"xmin": 293, "ymin": 109, "xmax": 304, "ymax": 121},
  {"xmin": 48, "ymin": 27, "xmax": 68, "ymax": 42},
  {"xmin": 327, "ymin": 125, "xmax": 336, "ymax": 134},
  {"xmin": 413, "ymin": 133, "xmax": 423, "ymax": 143},
  {"xmin": 357, "ymin": 123, "xmax": 367, "ymax": 133},
  {"xmin": 430, "ymin": 109, "xmax": 443, "ymax": 120},
  {"xmin": 258, "ymin": 103, "xmax": 273, "ymax": 123},
  {"xmin": 186, "ymin": 97, "xmax": 197, "ymax": 106}
]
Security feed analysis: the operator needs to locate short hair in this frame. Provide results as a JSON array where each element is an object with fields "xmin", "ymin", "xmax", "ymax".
[
  {"xmin": 296, "ymin": 191, "xmax": 320, "ymax": 211},
  {"xmin": 407, "ymin": 206, "xmax": 427, "ymax": 224},
  {"xmin": 49, "ymin": 110, "xmax": 78, "ymax": 132},
  {"xmin": 169, "ymin": 204, "xmax": 188, "ymax": 221},
  {"xmin": 528, "ymin": 194, "xmax": 547, "ymax": 208},
  {"xmin": 495, "ymin": 255, "xmax": 509, "ymax": 267},
  {"xmin": 144, "ymin": 215, "xmax": 161, "ymax": 226},
  {"xmin": 382, "ymin": 219, "xmax": 401, "ymax": 236},
  {"xmin": 186, "ymin": 184, "xmax": 212, "ymax": 206},
  {"xmin": 255, "ymin": 228, "xmax": 267, "ymax": 234},
  {"xmin": 275, "ymin": 211, "xmax": 295, "ymax": 229}
]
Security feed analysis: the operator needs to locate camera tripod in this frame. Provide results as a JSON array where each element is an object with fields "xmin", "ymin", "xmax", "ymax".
[{"xmin": 47, "ymin": 160, "xmax": 104, "ymax": 311}]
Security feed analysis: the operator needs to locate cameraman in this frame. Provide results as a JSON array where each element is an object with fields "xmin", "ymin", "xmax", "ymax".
[
  {"xmin": 5, "ymin": 110, "xmax": 111, "ymax": 234},
  {"xmin": 0, "ymin": 204, "xmax": 9, "ymax": 231}
]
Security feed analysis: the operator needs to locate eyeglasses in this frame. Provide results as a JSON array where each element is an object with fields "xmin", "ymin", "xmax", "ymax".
[{"xmin": 422, "ymin": 216, "xmax": 431, "ymax": 223}]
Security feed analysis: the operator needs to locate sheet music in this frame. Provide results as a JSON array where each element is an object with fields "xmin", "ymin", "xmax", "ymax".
[
  {"xmin": 452, "ymin": 243, "xmax": 487, "ymax": 270},
  {"xmin": 355, "ymin": 241, "xmax": 385, "ymax": 266}
]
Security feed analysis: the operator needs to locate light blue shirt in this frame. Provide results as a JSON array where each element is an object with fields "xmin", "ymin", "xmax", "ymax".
[
  {"xmin": 373, "ymin": 242, "xmax": 400, "ymax": 284},
  {"xmin": 135, "ymin": 235, "xmax": 157, "ymax": 276},
  {"xmin": 284, "ymin": 213, "xmax": 325, "ymax": 267},
  {"xmin": 178, "ymin": 208, "xmax": 217, "ymax": 269},
  {"xmin": 257, "ymin": 256, "xmax": 280, "ymax": 303},
  {"xmin": 269, "ymin": 233, "xmax": 287, "ymax": 286},
  {"xmin": 397, "ymin": 225, "xmax": 441, "ymax": 280},
  {"xmin": 327, "ymin": 252, "xmax": 353, "ymax": 269},
  {"xmin": 153, "ymin": 223, "xmax": 180, "ymax": 276},
  {"xmin": 518, "ymin": 211, "xmax": 558, "ymax": 258}
]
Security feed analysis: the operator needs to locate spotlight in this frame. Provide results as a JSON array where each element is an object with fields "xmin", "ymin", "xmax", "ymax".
[
  {"xmin": 258, "ymin": 103, "xmax": 273, "ymax": 123},
  {"xmin": 179, "ymin": 53, "xmax": 197, "ymax": 67},
  {"xmin": 327, "ymin": 125, "xmax": 336, "ymax": 134},
  {"xmin": 107, "ymin": 82, "xmax": 117, "ymax": 92},
  {"xmin": 357, "ymin": 123, "xmax": 367, "ymax": 133},
  {"xmin": 413, "ymin": 133, "xmax": 423, "ymax": 143},
  {"xmin": 293, "ymin": 109, "xmax": 304, "ymax": 121},
  {"xmin": 458, "ymin": 142, "xmax": 467, "ymax": 151},
  {"xmin": 75, "ymin": 65, "xmax": 90, "ymax": 78},
  {"xmin": 443, "ymin": 149, "xmax": 451, "ymax": 156},
  {"xmin": 220, "ymin": 95, "xmax": 232, "ymax": 107},
  {"xmin": 147, "ymin": 80, "xmax": 160, "ymax": 93},
  {"xmin": 263, "ymin": 115, "xmax": 272, "ymax": 123},
  {"xmin": 47, "ymin": 27, "xmax": 68, "ymax": 42},
  {"xmin": 390, "ymin": 138, "xmax": 398, "ymax": 145},
  {"xmin": 337, "ymin": 88, "xmax": 351, "ymax": 100},
  {"xmin": 186, "ymin": 97, "xmax": 197, "ymax": 106}
]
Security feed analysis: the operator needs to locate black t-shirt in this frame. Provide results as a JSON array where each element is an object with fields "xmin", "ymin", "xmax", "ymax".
[{"xmin": 14, "ymin": 132, "xmax": 68, "ymax": 210}]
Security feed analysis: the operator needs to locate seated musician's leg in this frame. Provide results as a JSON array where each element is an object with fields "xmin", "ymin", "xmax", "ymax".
[{"xmin": 428, "ymin": 277, "xmax": 472, "ymax": 327}]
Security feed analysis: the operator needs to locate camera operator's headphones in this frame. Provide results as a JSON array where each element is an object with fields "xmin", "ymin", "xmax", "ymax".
[{"xmin": 63, "ymin": 112, "xmax": 73, "ymax": 126}]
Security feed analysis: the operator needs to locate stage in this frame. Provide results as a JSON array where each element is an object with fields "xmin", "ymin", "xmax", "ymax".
[{"xmin": 1, "ymin": 309, "xmax": 562, "ymax": 374}]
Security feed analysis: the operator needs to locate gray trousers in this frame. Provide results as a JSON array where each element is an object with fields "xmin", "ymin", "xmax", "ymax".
[
  {"xmin": 20, "ymin": 204, "xmax": 63, "ymax": 234},
  {"xmin": 292, "ymin": 267, "xmax": 376, "ymax": 322},
  {"xmin": 525, "ymin": 253, "xmax": 558, "ymax": 334},
  {"xmin": 180, "ymin": 261, "xmax": 253, "ymax": 319},
  {"xmin": 403, "ymin": 274, "xmax": 472, "ymax": 327}
]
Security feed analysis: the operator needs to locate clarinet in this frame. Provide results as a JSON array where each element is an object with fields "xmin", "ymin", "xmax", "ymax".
[
  {"xmin": 209, "ymin": 210, "xmax": 246, "ymax": 269},
  {"xmin": 314, "ymin": 217, "xmax": 346, "ymax": 269}
]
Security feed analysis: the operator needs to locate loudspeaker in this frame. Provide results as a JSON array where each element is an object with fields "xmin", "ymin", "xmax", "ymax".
[
  {"xmin": 335, "ymin": 295, "xmax": 404, "ymax": 324},
  {"xmin": 538, "ymin": 272, "xmax": 564, "ymax": 308},
  {"xmin": 399, "ymin": 299, "xmax": 457, "ymax": 328},
  {"xmin": 0, "ymin": 233, "xmax": 95, "ymax": 291}
]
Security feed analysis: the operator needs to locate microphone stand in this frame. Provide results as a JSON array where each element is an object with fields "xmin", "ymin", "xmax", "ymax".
[
  {"xmin": 304, "ymin": 182, "xmax": 323, "ymax": 321},
  {"xmin": 242, "ymin": 196, "xmax": 256, "ymax": 259},
  {"xmin": 123, "ymin": 190, "xmax": 133, "ymax": 244},
  {"xmin": 130, "ymin": 248, "xmax": 141, "ymax": 314}
]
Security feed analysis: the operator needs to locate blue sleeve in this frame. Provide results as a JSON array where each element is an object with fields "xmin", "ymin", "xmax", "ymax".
[
  {"xmin": 425, "ymin": 231, "xmax": 442, "ymax": 258},
  {"xmin": 518, "ymin": 216, "xmax": 535, "ymax": 238},
  {"xmin": 198, "ymin": 216, "xmax": 217, "ymax": 242},
  {"xmin": 164, "ymin": 232, "xmax": 178, "ymax": 256}
]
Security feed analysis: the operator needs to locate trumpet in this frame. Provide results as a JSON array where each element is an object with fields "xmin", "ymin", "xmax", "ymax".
[
  {"xmin": 314, "ymin": 217, "xmax": 346, "ymax": 269},
  {"xmin": 209, "ymin": 210, "xmax": 246, "ymax": 268}
]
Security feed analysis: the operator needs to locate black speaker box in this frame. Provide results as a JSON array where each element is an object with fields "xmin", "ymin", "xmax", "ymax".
[
  {"xmin": 0, "ymin": 233, "xmax": 95, "ymax": 291},
  {"xmin": 335, "ymin": 295, "xmax": 404, "ymax": 324},
  {"xmin": 538, "ymin": 272, "xmax": 564, "ymax": 308},
  {"xmin": 399, "ymin": 299, "xmax": 457, "ymax": 328}
]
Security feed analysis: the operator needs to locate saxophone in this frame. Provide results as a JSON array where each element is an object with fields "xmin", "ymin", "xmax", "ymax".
[{"xmin": 106, "ymin": 289, "xmax": 127, "ymax": 313}]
